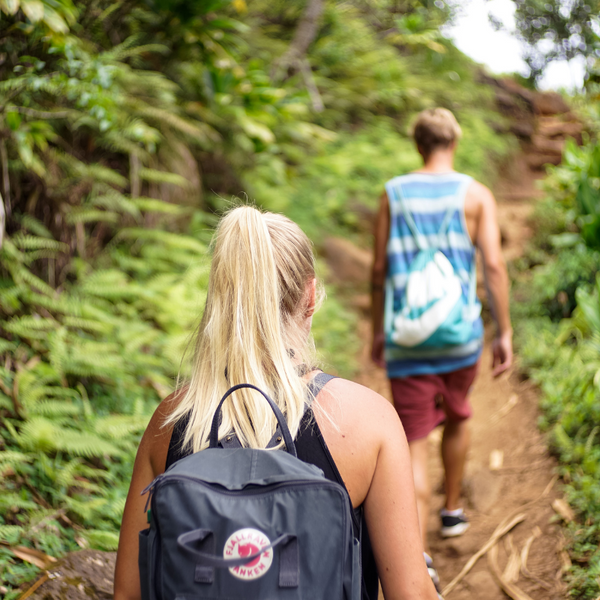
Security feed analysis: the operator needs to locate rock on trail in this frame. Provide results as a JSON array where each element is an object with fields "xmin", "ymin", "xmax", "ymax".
[{"xmin": 29, "ymin": 551, "xmax": 116, "ymax": 600}]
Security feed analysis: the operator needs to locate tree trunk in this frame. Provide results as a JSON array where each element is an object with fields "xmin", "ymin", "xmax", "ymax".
[
  {"xmin": 298, "ymin": 58, "xmax": 324, "ymax": 112},
  {"xmin": 130, "ymin": 152, "xmax": 141, "ymax": 199},
  {"xmin": 271, "ymin": 0, "xmax": 325, "ymax": 82},
  {"xmin": 0, "ymin": 137, "xmax": 10, "ymax": 219},
  {"xmin": 0, "ymin": 190, "xmax": 5, "ymax": 249}
]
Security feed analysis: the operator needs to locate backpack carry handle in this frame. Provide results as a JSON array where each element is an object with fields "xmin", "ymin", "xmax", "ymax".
[
  {"xmin": 178, "ymin": 529, "xmax": 299, "ymax": 588},
  {"xmin": 209, "ymin": 384, "xmax": 297, "ymax": 458}
]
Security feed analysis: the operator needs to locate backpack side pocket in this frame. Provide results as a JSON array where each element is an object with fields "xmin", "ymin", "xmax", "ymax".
[{"xmin": 139, "ymin": 526, "xmax": 157, "ymax": 600}]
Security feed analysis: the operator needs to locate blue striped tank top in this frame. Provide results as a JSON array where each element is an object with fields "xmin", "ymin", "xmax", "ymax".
[{"xmin": 384, "ymin": 172, "xmax": 483, "ymax": 377}]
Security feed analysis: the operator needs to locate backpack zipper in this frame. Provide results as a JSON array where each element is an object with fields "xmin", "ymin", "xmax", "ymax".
[
  {"xmin": 145, "ymin": 473, "xmax": 345, "ymax": 497},
  {"xmin": 141, "ymin": 473, "xmax": 347, "ymax": 511}
]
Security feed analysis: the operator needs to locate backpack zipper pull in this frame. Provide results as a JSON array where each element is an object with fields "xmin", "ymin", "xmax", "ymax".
[{"xmin": 141, "ymin": 474, "xmax": 163, "ymax": 512}]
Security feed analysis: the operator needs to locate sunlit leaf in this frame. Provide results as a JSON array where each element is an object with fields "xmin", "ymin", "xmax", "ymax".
[
  {"xmin": 0, "ymin": 0, "xmax": 20, "ymax": 16},
  {"xmin": 21, "ymin": 0, "xmax": 43, "ymax": 22},
  {"xmin": 42, "ymin": 6, "xmax": 69, "ymax": 33}
]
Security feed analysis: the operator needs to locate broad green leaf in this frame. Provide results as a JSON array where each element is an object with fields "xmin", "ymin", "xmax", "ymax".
[
  {"xmin": 6, "ymin": 110, "xmax": 21, "ymax": 130},
  {"xmin": 0, "ymin": 0, "xmax": 20, "ymax": 16},
  {"xmin": 238, "ymin": 115, "xmax": 275, "ymax": 144},
  {"xmin": 21, "ymin": 0, "xmax": 43, "ymax": 22},
  {"xmin": 42, "ymin": 6, "xmax": 69, "ymax": 33}
]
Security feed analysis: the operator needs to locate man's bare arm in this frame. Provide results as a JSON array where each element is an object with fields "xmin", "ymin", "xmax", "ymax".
[
  {"xmin": 473, "ymin": 182, "xmax": 513, "ymax": 376},
  {"xmin": 371, "ymin": 192, "xmax": 390, "ymax": 366}
]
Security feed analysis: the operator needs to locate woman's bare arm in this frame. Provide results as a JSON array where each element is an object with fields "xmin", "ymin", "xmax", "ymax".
[
  {"xmin": 363, "ymin": 401, "xmax": 438, "ymax": 599},
  {"xmin": 113, "ymin": 400, "xmax": 174, "ymax": 600},
  {"xmin": 315, "ymin": 378, "xmax": 439, "ymax": 599}
]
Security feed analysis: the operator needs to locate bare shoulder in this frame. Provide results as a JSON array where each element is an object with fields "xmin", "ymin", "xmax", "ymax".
[
  {"xmin": 144, "ymin": 389, "xmax": 184, "ymax": 438},
  {"xmin": 312, "ymin": 376, "xmax": 408, "ymax": 507},
  {"xmin": 317, "ymin": 377, "xmax": 402, "ymax": 436},
  {"xmin": 327, "ymin": 377, "xmax": 395, "ymax": 410},
  {"xmin": 465, "ymin": 178, "xmax": 495, "ymax": 208},
  {"xmin": 141, "ymin": 388, "xmax": 187, "ymax": 476}
]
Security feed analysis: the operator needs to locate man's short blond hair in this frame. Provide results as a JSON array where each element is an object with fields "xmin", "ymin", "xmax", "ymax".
[{"xmin": 411, "ymin": 108, "xmax": 462, "ymax": 159}]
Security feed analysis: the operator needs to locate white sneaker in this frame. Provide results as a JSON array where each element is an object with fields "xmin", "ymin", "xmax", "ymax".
[{"xmin": 440, "ymin": 508, "xmax": 470, "ymax": 538}]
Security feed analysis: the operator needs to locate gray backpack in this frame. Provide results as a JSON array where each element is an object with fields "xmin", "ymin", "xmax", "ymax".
[{"xmin": 139, "ymin": 383, "xmax": 362, "ymax": 600}]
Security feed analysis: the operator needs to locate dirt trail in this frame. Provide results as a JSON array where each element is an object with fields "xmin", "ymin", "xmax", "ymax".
[{"xmin": 354, "ymin": 155, "xmax": 569, "ymax": 599}]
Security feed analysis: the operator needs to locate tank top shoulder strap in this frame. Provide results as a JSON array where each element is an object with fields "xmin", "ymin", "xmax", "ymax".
[
  {"xmin": 165, "ymin": 372, "xmax": 339, "ymax": 470},
  {"xmin": 295, "ymin": 372, "xmax": 340, "ymax": 484},
  {"xmin": 306, "ymin": 371, "xmax": 337, "ymax": 399}
]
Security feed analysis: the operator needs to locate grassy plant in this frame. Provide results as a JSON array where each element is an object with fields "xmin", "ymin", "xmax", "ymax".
[{"xmin": 513, "ymin": 98, "xmax": 600, "ymax": 598}]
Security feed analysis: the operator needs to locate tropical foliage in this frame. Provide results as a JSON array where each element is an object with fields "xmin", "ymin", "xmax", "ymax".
[
  {"xmin": 513, "ymin": 105, "xmax": 600, "ymax": 598},
  {"xmin": 511, "ymin": 0, "xmax": 600, "ymax": 83},
  {"xmin": 0, "ymin": 0, "xmax": 518, "ymax": 595}
]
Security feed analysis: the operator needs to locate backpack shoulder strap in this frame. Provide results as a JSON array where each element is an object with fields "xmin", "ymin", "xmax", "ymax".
[
  {"xmin": 265, "ymin": 372, "xmax": 337, "ymax": 449},
  {"xmin": 221, "ymin": 373, "xmax": 338, "ymax": 449},
  {"xmin": 385, "ymin": 178, "xmax": 426, "ymax": 251}
]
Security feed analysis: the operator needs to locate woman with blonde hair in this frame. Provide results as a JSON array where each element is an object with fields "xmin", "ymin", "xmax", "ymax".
[{"xmin": 114, "ymin": 206, "xmax": 439, "ymax": 600}]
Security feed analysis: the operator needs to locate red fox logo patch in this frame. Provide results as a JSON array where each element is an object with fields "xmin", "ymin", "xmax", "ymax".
[{"xmin": 223, "ymin": 528, "xmax": 273, "ymax": 580}]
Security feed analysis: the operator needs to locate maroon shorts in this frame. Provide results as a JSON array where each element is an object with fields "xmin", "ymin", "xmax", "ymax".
[{"xmin": 390, "ymin": 362, "xmax": 479, "ymax": 442}]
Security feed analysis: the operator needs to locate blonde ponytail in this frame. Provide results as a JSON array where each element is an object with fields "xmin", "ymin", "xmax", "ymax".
[{"xmin": 165, "ymin": 206, "xmax": 319, "ymax": 452}]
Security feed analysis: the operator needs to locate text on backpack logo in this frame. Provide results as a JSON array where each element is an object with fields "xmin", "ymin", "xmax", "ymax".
[{"xmin": 223, "ymin": 528, "xmax": 273, "ymax": 580}]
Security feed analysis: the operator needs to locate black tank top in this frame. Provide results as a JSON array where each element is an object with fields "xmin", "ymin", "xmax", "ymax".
[{"xmin": 165, "ymin": 373, "xmax": 379, "ymax": 600}]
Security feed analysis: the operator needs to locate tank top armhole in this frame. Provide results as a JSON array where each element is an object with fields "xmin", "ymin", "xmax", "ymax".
[
  {"xmin": 459, "ymin": 174, "xmax": 475, "ymax": 248},
  {"xmin": 295, "ymin": 408, "xmax": 347, "ymax": 490},
  {"xmin": 165, "ymin": 412, "xmax": 191, "ymax": 470}
]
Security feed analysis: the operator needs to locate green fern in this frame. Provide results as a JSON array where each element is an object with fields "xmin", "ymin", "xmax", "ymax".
[
  {"xmin": 0, "ymin": 451, "xmax": 34, "ymax": 475},
  {"xmin": 26, "ymin": 292, "xmax": 99, "ymax": 320},
  {"xmin": 65, "ymin": 496, "xmax": 110, "ymax": 523},
  {"xmin": 54, "ymin": 458, "xmax": 83, "ymax": 490},
  {"xmin": 116, "ymin": 228, "xmax": 206, "ymax": 253},
  {"xmin": 93, "ymin": 415, "xmax": 150, "ymax": 439},
  {"xmin": 138, "ymin": 167, "xmax": 189, "ymax": 188},
  {"xmin": 0, "ymin": 285, "xmax": 22, "ymax": 314},
  {"xmin": 56, "ymin": 429, "xmax": 119, "ymax": 458},
  {"xmin": 131, "ymin": 197, "xmax": 187, "ymax": 215},
  {"xmin": 73, "ymin": 463, "xmax": 114, "ymax": 483},
  {"xmin": 28, "ymin": 400, "xmax": 80, "ymax": 418},
  {"xmin": 0, "ymin": 339, "xmax": 17, "ymax": 353},
  {"xmin": 89, "ymin": 186, "xmax": 142, "ymax": 218},
  {"xmin": 79, "ymin": 270, "xmax": 134, "ymax": 299},
  {"xmin": 62, "ymin": 316, "xmax": 113, "ymax": 334},
  {"xmin": 102, "ymin": 38, "xmax": 169, "ymax": 62},
  {"xmin": 65, "ymin": 208, "xmax": 119, "ymax": 225},
  {"xmin": 25, "ymin": 508, "xmax": 65, "ymax": 531},
  {"xmin": 98, "ymin": 129, "xmax": 152, "ymax": 158},
  {"xmin": 13, "ymin": 417, "xmax": 121, "ymax": 457},
  {"xmin": 81, "ymin": 529, "xmax": 120, "ymax": 551},
  {"xmin": 133, "ymin": 104, "xmax": 218, "ymax": 143},
  {"xmin": 0, "ymin": 525, "xmax": 25, "ymax": 543},
  {"xmin": 18, "ymin": 216, "xmax": 53, "ymax": 239},
  {"xmin": 72, "ymin": 163, "xmax": 129, "ymax": 188},
  {"xmin": 2, "ymin": 317, "xmax": 58, "ymax": 340},
  {"xmin": 7, "ymin": 265, "xmax": 55, "ymax": 297},
  {"xmin": 46, "ymin": 327, "xmax": 67, "ymax": 378},
  {"xmin": 0, "ymin": 493, "xmax": 38, "ymax": 513},
  {"xmin": 11, "ymin": 234, "xmax": 68, "ymax": 253},
  {"xmin": 0, "ymin": 394, "xmax": 13, "ymax": 411}
]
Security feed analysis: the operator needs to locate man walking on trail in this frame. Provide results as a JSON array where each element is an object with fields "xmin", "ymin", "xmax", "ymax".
[{"xmin": 371, "ymin": 108, "xmax": 513, "ymax": 588}]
